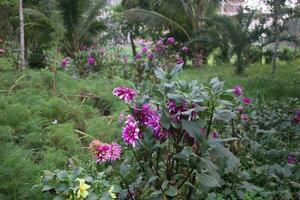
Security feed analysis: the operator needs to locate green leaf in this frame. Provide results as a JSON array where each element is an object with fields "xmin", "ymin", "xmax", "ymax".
[
  {"xmin": 154, "ymin": 68, "xmax": 166, "ymax": 80},
  {"xmin": 56, "ymin": 170, "xmax": 68, "ymax": 181},
  {"xmin": 181, "ymin": 120, "xmax": 204, "ymax": 142},
  {"xmin": 215, "ymin": 110, "xmax": 236, "ymax": 122},
  {"xmin": 150, "ymin": 190, "xmax": 162, "ymax": 196},
  {"xmin": 170, "ymin": 64, "xmax": 183, "ymax": 77},
  {"xmin": 42, "ymin": 185, "xmax": 54, "ymax": 192},
  {"xmin": 200, "ymin": 174, "xmax": 220, "ymax": 188},
  {"xmin": 165, "ymin": 186, "xmax": 178, "ymax": 197},
  {"xmin": 160, "ymin": 111, "xmax": 171, "ymax": 129},
  {"xmin": 147, "ymin": 176, "xmax": 158, "ymax": 185}
]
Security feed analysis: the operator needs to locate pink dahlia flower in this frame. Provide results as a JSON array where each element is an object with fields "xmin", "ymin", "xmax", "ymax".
[
  {"xmin": 87, "ymin": 57, "xmax": 96, "ymax": 65},
  {"xmin": 61, "ymin": 57, "xmax": 71, "ymax": 68},
  {"xmin": 167, "ymin": 37, "xmax": 176, "ymax": 45},
  {"xmin": 107, "ymin": 143, "xmax": 122, "ymax": 161},
  {"xmin": 122, "ymin": 115, "xmax": 141, "ymax": 146},
  {"xmin": 182, "ymin": 47, "xmax": 189, "ymax": 53},
  {"xmin": 112, "ymin": 87, "xmax": 137, "ymax": 103},
  {"xmin": 242, "ymin": 97, "xmax": 253, "ymax": 105}
]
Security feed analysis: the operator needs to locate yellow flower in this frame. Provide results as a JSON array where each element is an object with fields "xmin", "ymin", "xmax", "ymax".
[
  {"xmin": 108, "ymin": 186, "xmax": 117, "ymax": 199},
  {"xmin": 76, "ymin": 178, "xmax": 91, "ymax": 199}
]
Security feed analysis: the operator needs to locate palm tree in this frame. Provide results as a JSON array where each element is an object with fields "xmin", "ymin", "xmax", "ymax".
[
  {"xmin": 25, "ymin": 0, "xmax": 107, "ymax": 58},
  {"xmin": 212, "ymin": 9, "xmax": 263, "ymax": 74}
]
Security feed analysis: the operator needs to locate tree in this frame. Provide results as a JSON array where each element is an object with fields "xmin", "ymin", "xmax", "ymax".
[
  {"xmin": 264, "ymin": 0, "xmax": 291, "ymax": 74},
  {"xmin": 122, "ymin": 0, "xmax": 221, "ymax": 66},
  {"xmin": 19, "ymin": 0, "xmax": 26, "ymax": 69},
  {"xmin": 213, "ymin": 9, "xmax": 263, "ymax": 74}
]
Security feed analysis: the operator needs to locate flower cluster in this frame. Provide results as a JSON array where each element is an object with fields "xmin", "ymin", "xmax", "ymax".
[
  {"xmin": 167, "ymin": 100, "xmax": 197, "ymax": 122},
  {"xmin": 232, "ymin": 85, "xmax": 253, "ymax": 123},
  {"xmin": 287, "ymin": 154, "xmax": 297, "ymax": 164},
  {"xmin": 112, "ymin": 87, "xmax": 137, "ymax": 103},
  {"xmin": 134, "ymin": 104, "xmax": 167, "ymax": 140},
  {"xmin": 87, "ymin": 57, "xmax": 96, "ymax": 65},
  {"xmin": 89, "ymin": 140, "xmax": 122, "ymax": 163}
]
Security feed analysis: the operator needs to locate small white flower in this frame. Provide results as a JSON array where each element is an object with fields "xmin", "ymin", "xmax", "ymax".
[{"xmin": 52, "ymin": 119, "xmax": 58, "ymax": 125}]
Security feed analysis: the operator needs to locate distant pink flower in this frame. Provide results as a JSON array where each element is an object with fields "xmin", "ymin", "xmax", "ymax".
[
  {"xmin": 182, "ymin": 47, "xmax": 189, "ymax": 53},
  {"xmin": 135, "ymin": 53, "xmax": 142, "ymax": 60},
  {"xmin": 80, "ymin": 45, "xmax": 88, "ymax": 51},
  {"xmin": 99, "ymin": 48, "xmax": 106, "ymax": 55},
  {"xmin": 211, "ymin": 131, "xmax": 220, "ymax": 139},
  {"xmin": 87, "ymin": 57, "xmax": 96, "ymax": 65},
  {"xmin": 123, "ymin": 56, "xmax": 129, "ymax": 63},
  {"xmin": 122, "ymin": 115, "xmax": 141, "ymax": 146},
  {"xmin": 142, "ymin": 47, "xmax": 148, "ymax": 54},
  {"xmin": 113, "ymin": 87, "xmax": 137, "ymax": 103},
  {"xmin": 107, "ymin": 143, "xmax": 122, "ymax": 161},
  {"xmin": 233, "ymin": 85, "xmax": 243, "ymax": 96},
  {"xmin": 235, "ymin": 106, "xmax": 244, "ymax": 113},
  {"xmin": 148, "ymin": 53, "xmax": 154, "ymax": 61},
  {"xmin": 0, "ymin": 48, "xmax": 5, "ymax": 55},
  {"xmin": 287, "ymin": 154, "xmax": 297, "ymax": 164},
  {"xmin": 293, "ymin": 109, "xmax": 300, "ymax": 124},
  {"xmin": 61, "ymin": 57, "xmax": 71, "ymax": 68},
  {"xmin": 242, "ymin": 97, "xmax": 253, "ymax": 105},
  {"xmin": 240, "ymin": 114, "xmax": 249, "ymax": 122},
  {"xmin": 156, "ymin": 39, "xmax": 164, "ymax": 46},
  {"xmin": 167, "ymin": 37, "xmax": 176, "ymax": 45},
  {"xmin": 176, "ymin": 55, "xmax": 184, "ymax": 65}
]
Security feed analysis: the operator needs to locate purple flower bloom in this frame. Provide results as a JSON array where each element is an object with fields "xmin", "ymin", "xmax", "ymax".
[
  {"xmin": 211, "ymin": 131, "xmax": 220, "ymax": 139},
  {"xmin": 135, "ymin": 53, "xmax": 142, "ymax": 60},
  {"xmin": 167, "ymin": 37, "xmax": 176, "ymax": 45},
  {"xmin": 87, "ymin": 57, "xmax": 96, "ymax": 65},
  {"xmin": 240, "ymin": 114, "xmax": 249, "ymax": 122},
  {"xmin": 95, "ymin": 143, "xmax": 122, "ymax": 163},
  {"xmin": 122, "ymin": 115, "xmax": 141, "ymax": 146},
  {"xmin": 242, "ymin": 97, "xmax": 253, "ymax": 105},
  {"xmin": 176, "ymin": 55, "xmax": 184, "ymax": 65},
  {"xmin": 287, "ymin": 154, "xmax": 297, "ymax": 164},
  {"xmin": 233, "ymin": 85, "xmax": 243, "ymax": 96},
  {"xmin": 148, "ymin": 53, "xmax": 154, "ymax": 61},
  {"xmin": 142, "ymin": 47, "xmax": 148, "ymax": 54},
  {"xmin": 113, "ymin": 87, "xmax": 137, "ymax": 103},
  {"xmin": 156, "ymin": 39, "xmax": 164, "ymax": 46},
  {"xmin": 96, "ymin": 144, "xmax": 110, "ymax": 163},
  {"xmin": 61, "ymin": 57, "xmax": 71, "ymax": 68},
  {"xmin": 167, "ymin": 100, "xmax": 196, "ymax": 122},
  {"xmin": 182, "ymin": 47, "xmax": 189, "ymax": 53}
]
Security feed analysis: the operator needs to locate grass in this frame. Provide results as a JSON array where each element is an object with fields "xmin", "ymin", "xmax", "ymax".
[{"xmin": 178, "ymin": 60, "xmax": 300, "ymax": 101}]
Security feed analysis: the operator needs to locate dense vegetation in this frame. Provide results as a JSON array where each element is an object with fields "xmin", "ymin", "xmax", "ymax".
[{"xmin": 0, "ymin": 0, "xmax": 299, "ymax": 199}]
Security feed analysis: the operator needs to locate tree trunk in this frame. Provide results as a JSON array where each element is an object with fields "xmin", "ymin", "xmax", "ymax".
[
  {"xmin": 19, "ymin": 0, "xmax": 26, "ymax": 69},
  {"xmin": 271, "ymin": 38, "xmax": 279, "ymax": 74},
  {"xmin": 129, "ymin": 32, "xmax": 137, "ymax": 57},
  {"xmin": 236, "ymin": 52, "xmax": 243, "ymax": 75}
]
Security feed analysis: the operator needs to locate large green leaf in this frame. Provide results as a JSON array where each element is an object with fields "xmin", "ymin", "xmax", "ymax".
[
  {"xmin": 200, "ymin": 174, "xmax": 220, "ymax": 188},
  {"xmin": 181, "ymin": 120, "xmax": 204, "ymax": 142}
]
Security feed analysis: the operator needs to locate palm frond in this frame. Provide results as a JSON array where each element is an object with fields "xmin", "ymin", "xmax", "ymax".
[{"xmin": 123, "ymin": 8, "xmax": 191, "ymax": 40}]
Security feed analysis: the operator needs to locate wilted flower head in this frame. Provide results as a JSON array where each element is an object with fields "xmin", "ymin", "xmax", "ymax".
[
  {"xmin": 182, "ymin": 46, "xmax": 189, "ymax": 53},
  {"xmin": 89, "ymin": 139, "xmax": 102, "ymax": 155},
  {"xmin": 113, "ymin": 87, "xmax": 137, "ymax": 103},
  {"xmin": 87, "ymin": 57, "xmax": 96, "ymax": 65},
  {"xmin": 242, "ymin": 97, "xmax": 253, "ymax": 105},
  {"xmin": 167, "ymin": 37, "xmax": 176, "ymax": 45},
  {"xmin": 61, "ymin": 57, "xmax": 71, "ymax": 68},
  {"xmin": 287, "ymin": 154, "xmax": 297, "ymax": 164},
  {"xmin": 233, "ymin": 85, "xmax": 243, "ymax": 96}
]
